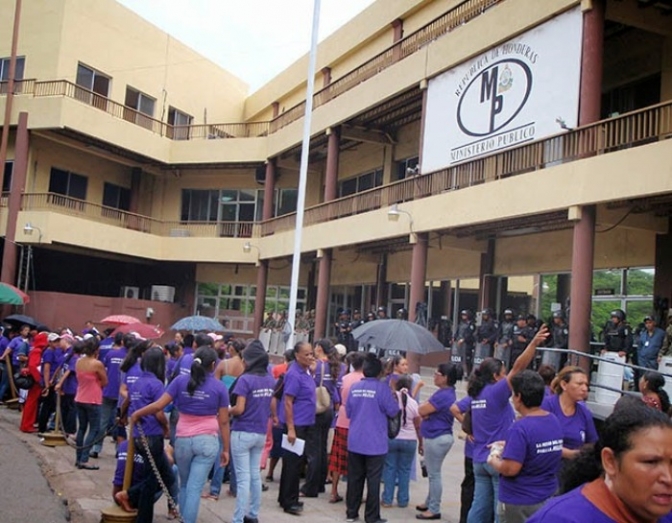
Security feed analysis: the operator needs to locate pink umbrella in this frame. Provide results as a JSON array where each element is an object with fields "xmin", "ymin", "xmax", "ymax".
[
  {"xmin": 99, "ymin": 314, "xmax": 142, "ymax": 326},
  {"xmin": 112, "ymin": 322, "xmax": 164, "ymax": 340}
]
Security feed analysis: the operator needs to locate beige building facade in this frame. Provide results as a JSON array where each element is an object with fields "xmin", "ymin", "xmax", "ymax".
[{"xmin": 0, "ymin": 0, "xmax": 670, "ymax": 355}]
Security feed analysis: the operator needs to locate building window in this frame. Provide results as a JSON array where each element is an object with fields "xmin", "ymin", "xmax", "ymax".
[
  {"xmin": 2, "ymin": 161, "xmax": 12, "ymax": 193},
  {"xmin": 0, "ymin": 56, "xmax": 25, "ymax": 81},
  {"xmin": 124, "ymin": 87, "xmax": 156, "ymax": 129},
  {"xmin": 396, "ymin": 156, "xmax": 419, "ymax": 180},
  {"xmin": 75, "ymin": 63, "xmax": 110, "ymax": 110},
  {"xmin": 102, "ymin": 182, "xmax": 131, "ymax": 211},
  {"xmin": 195, "ymin": 282, "xmax": 306, "ymax": 334},
  {"xmin": 48, "ymin": 167, "xmax": 88, "ymax": 208},
  {"xmin": 338, "ymin": 168, "xmax": 383, "ymax": 197},
  {"xmin": 276, "ymin": 188, "xmax": 298, "ymax": 216},
  {"xmin": 181, "ymin": 189, "xmax": 219, "ymax": 222},
  {"xmin": 168, "ymin": 106, "xmax": 193, "ymax": 140}
]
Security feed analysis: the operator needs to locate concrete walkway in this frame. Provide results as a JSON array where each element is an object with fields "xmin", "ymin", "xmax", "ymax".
[{"xmin": 0, "ymin": 368, "xmax": 467, "ymax": 523}]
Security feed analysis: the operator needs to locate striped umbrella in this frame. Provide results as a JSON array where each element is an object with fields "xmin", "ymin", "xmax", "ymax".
[
  {"xmin": 99, "ymin": 314, "xmax": 142, "ymax": 326},
  {"xmin": 0, "ymin": 283, "xmax": 30, "ymax": 305}
]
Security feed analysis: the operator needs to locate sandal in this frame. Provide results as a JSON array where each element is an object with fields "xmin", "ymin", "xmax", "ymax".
[
  {"xmin": 265, "ymin": 475, "xmax": 273, "ymax": 482},
  {"xmin": 329, "ymin": 494, "xmax": 344, "ymax": 504},
  {"xmin": 77, "ymin": 463, "xmax": 99, "ymax": 470},
  {"xmin": 201, "ymin": 494, "xmax": 219, "ymax": 501}
]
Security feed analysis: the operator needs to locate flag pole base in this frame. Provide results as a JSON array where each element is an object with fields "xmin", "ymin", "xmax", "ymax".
[
  {"xmin": 39, "ymin": 430, "xmax": 68, "ymax": 447},
  {"xmin": 101, "ymin": 504, "xmax": 137, "ymax": 523}
]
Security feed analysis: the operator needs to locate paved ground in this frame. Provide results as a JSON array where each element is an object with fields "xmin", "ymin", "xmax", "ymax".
[
  {"xmin": 0, "ymin": 368, "xmax": 467, "ymax": 523},
  {"xmin": 0, "ymin": 418, "xmax": 70, "ymax": 523}
]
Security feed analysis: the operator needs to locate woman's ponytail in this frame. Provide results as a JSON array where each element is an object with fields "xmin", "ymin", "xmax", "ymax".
[{"xmin": 187, "ymin": 346, "xmax": 217, "ymax": 396}]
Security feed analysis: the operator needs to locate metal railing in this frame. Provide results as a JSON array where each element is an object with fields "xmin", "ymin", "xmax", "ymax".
[
  {"xmin": 171, "ymin": 121, "xmax": 270, "ymax": 140},
  {"xmin": 21, "ymin": 192, "xmax": 254, "ymax": 238},
  {"xmin": 260, "ymin": 99, "xmax": 672, "ymax": 236},
  {"xmin": 0, "ymin": 78, "xmax": 36, "ymax": 95}
]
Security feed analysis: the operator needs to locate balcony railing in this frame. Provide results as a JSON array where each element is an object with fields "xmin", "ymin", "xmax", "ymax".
[
  {"xmin": 0, "ymin": 0, "xmax": 502, "ymax": 141},
  {"xmin": 20, "ymin": 192, "xmax": 254, "ymax": 238},
  {"xmin": 260, "ymin": 99, "xmax": 672, "ymax": 236}
]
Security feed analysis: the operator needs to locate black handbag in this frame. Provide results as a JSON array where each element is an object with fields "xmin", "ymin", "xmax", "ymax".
[
  {"xmin": 387, "ymin": 410, "xmax": 402, "ymax": 439},
  {"xmin": 14, "ymin": 369, "xmax": 35, "ymax": 390}
]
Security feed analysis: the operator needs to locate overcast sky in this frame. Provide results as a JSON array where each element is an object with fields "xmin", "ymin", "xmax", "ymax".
[{"xmin": 116, "ymin": 0, "xmax": 376, "ymax": 93}]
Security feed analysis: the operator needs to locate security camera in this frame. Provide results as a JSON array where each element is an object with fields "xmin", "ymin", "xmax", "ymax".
[
  {"xmin": 406, "ymin": 165, "xmax": 420, "ymax": 176},
  {"xmin": 146, "ymin": 307, "xmax": 155, "ymax": 318},
  {"xmin": 555, "ymin": 117, "xmax": 571, "ymax": 131}
]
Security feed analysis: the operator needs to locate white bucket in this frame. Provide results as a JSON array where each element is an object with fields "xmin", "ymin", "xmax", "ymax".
[
  {"xmin": 658, "ymin": 357, "xmax": 672, "ymax": 399},
  {"xmin": 269, "ymin": 332, "xmax": 281, "ymax": 354},
  {"xmin": 259, "ymin": 330, "xmax": 271, "ymax": 352},
  {"xmin": 595, "ymin": 353, "xmax": 625, "ymax": 405}
]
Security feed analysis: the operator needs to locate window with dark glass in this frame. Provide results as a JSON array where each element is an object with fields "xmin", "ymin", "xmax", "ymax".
[
  {"xmin": 0, "ymin": 56, "xmax": 25, "ymax": 81},
  {"xmin": 181, "ymin": 189, "xmax": 218, "ymax": 222},
  {"xmin": 76, "ymin": 63, "xmax": 110, "ymax": 96},
  {"xmin": 338, "ymin": 168, "xmax": 383, "ymax": 197},
  {"xmin": 2, "ymin": 161, "xmax": 12, "ymax": 192},
  {"xmin": 102, "ymin": 182, "xmax": 131, "ymax": 211},
  {"xmin": 276, "ymin": 189, "xmax": 298, "ymax": 216},
  {"xmin": 396, "ymin": 156, "xmax": 419, "ymax": 180},
  {"xmin": 168, "ymin": 106, "xmax": 193, "ymax": 140},
  {"xmin": 48, "ymin": 168, "xmax": 88, "ymax": 200}
]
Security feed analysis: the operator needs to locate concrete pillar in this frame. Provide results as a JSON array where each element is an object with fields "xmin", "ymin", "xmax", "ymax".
[
  {"xmin": 271, "ymin": 102, "xmax": 280, "ymax": 119},
  {"xmin": 1, "ymin": 112, "xmax": 29, "ymax": 286},
  {"xmin": 314, "ymin": 250, "xmax": 332, "ymax": 340},
  {"xmin": 129, "ymin": 167, "xmax": 142, "ymax": 214},
  {"xmin": 568, "ymin": 206, "xmax": 596, "ymax": 368},
  {"xmin": 568, "ymin": 0, "xmax": 604, "ymax": 367},
  {"xmin": 441, "ymin": 280, "xmax": 452, "ymax": 318},
  {"xmin": 653, "ymin": 217, "xmax": 672, "ymax": 324},
  {"xmin": 408, "ymin": 233, "xmax": 428, "ymax": 373},
  {"xmin": 262, "ymin": 159, "xmax": 276, "ymax": 221},
  {"xmin": 479, "ymin": 239, "xmax": 496, "ymax": 310},
  {"xmin": 324, "ymin": 127, "xmax": 340, "ymax": 202},
  {"xmin": 392, "ymin": 19, "xmax": 403, "ymax": 61},
  {"xmin": 375, "ymin": 254, "xmax": 388, "ymax": 309},
  {"xmin": 321, "ymin": 67, "xmax": 332, "ymax": 89},
  {"xmin": 253, "ymin": 260, "xmax": 268, "ymax": 334}
]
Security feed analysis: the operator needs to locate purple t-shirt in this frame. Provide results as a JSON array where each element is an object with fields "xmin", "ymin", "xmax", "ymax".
[
  {"xmin": 279, "ymin": 363, "xmax": 316, "ymax": 427},
  {"xmin": 129, "ymin": 371, "xmax": 165, "ymax": 437},
  {"xmin": 166, "ymin": 374, "xmax": 229, "ymax": 416},
  {"xmin": 8, "ymin": 336, "xmax": 29, "ymax": 368},
  {"xmin": 527, "ymin": 483, "xmax": 672, "ymax": 523},
  {"xmin": 62, "ymin": 351, "xmax": 79, "ymax": 395},
  {"xmin": 102, "ymin": 347, "xmax": 127, "ymax": 400},
  {"xmin": 499, "ymin": 414, "xmax": 563, "ymax": 505},
  {"xmin": 231, "ymin": 373, "xmax": 275, "ymax": 434},
  {"xmin": 113, "ymin": 439, "xmax": 145, "ymax": 488},
  {"xmin": 420, "ymin": 386, "xmax": 456, "ymax": 439},
  {"xmin": 541, "ymin": 394, "xmax": 598, "ymax": 450},
  {"xmin": 455, "ymin": 395, "xmax": 474, "ymax": 459},
  {"xmin": 177, "ymin": 354, "xmax": 194, "ymax": 377},
  {"xmin": 41, "ymin": 347, "xmax": 64, "ymax": 386},
  {"xmin": 346, "ymin": 377, "xmax": 400, "ymax": 455},
  {"xmin": 471, "ymin": 378, "xmax": 515, "ymax": 462}
]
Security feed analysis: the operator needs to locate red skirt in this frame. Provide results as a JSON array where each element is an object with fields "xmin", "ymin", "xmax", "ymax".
[{"xmin": 328, "ymin": 426, "xmax": 349, "ymax": 475}]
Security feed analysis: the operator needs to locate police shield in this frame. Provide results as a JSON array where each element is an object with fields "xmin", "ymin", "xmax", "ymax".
[
  {"xmin": 494, "ymin": 342, "xmax": 511, "ymax": 370},
  {"xmin": 541, "ymin": 349, "xmax": 562, "ymax": 371},
  {"xmin": 474, "ymin": 342, "xmax": 493, "ymax": 367}
]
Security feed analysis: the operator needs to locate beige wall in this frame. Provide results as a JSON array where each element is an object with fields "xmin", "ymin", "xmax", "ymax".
[{"xmin": 196, "ymin": 262, "xmax": 310, "ymax": 287}]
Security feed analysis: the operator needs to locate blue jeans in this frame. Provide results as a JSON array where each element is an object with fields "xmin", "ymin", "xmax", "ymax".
[
  {"xmin": 231, "ymin": 430, "xmax": 266, "ymax": 523},
  {"xmin": 75, "ymin": 402, "xmax": 101, "ymax": 464},
  {"xmin": 92, "ymin": 397, "xmax": 117, "ymax": 454},
  {"xmin": 423, "ymin": 433, "xmax": 454, "ymax": 515},
  {"xmin": 0, "ymin": 362, "xmax": 9, "ymax": 400},
  {"xmin": 467, "ymin": 461, "xmax": 499, "ymax": 523},
  {"xmin": 175, "ymin": 434, "xmax": 219, "ymax": 523},
  {"xmin": 382, "ymin": 438, "xmax": 417, "ymax": 507}
]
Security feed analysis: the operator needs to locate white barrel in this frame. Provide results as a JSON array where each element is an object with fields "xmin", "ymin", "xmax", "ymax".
[
  {"xmin": 269, "ymin": 332, "xmax": 281, "ymax": 354},
  {"xmin": 259, "ymin": 330, "xmax": 271, "ymax": 352},
  {"xmin": 658, "ymin": 357, "xmax": 672, "ymax": 399},
  {"xmin": 595, "ymin": 353, "xmax": 625, "ymax": 405}
]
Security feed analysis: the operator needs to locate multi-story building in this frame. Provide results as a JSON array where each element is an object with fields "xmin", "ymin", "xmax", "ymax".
[{"xmin": 0, "ymin": 0, "xmax": 670, "ymax": 362}]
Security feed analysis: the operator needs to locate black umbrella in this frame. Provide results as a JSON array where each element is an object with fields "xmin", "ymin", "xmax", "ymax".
[
  {"xmin": 351, "ymin": 319, "xmax": 445, "ymax": 354},
  {"xmin": 4, "ymin": 314, "xmax": 39, "ymax": 328}
]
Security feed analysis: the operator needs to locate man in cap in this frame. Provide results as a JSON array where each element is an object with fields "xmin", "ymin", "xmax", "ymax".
[
  {"xmin": 37, "ymin": 332, "xmax": 64, "ymax": 432},
  {"xmin": 454, "ymin": 310, "xmax": 476, "ymax": 377},
  {"xmin": 476, "ymin": 308, "xmax": 498, "ymax": 366},
  {"xmin": 637, "ymin": 315, "xmax": 665, "ymax": 371},
  {"xmin": 511, "ymin": 314, "xmax": 534, "ymax": 366},
  {"xmin": 548, "ymin": 310, "xmax": 569, "ymax": 368}
]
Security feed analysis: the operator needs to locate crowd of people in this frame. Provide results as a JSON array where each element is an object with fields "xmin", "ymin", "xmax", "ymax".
[{"xmin": 1, "ymin": 314, "xmax": 672, "ymax": 523}]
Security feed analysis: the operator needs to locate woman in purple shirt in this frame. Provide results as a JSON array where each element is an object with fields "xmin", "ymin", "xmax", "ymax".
[
  {"xmin": 529, "ymin": 397, "xmax": 672, "ymax": 523},
  {"xmin": 229, "ymin": 340, "xmax": 276, "ymax": 523},
  {"xmin": 541, "ymin": 366, "xmax": 598, "ymax": 460},
  {"xmin": 345, "ymin": 353, "xmax": 400, "ymax": 523},
  {"xmin": 130, "ymin": 346, "xmax": 230, "ymax": 523},
  {"xmin": 488, "ymin": 370, "xmax": 563, "ymax": 523},
  {"xmin": 416, "ymin": 363, "xmax": 459, "ymax": 520},
  {"xmin": 466, "ymin": 325, "xmax": 548, "ymax": 523},
  {"xmin": 116, "ymin": 346, "xmax": 175, "ymax": 522}
]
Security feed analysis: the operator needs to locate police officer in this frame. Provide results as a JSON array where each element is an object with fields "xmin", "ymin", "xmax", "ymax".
[
  {"xmin": 495, "ymin": 309, "xmax": 515, "ymax": 368},
  {"xmin": 511, "ymin": 313, "xmax": 534, "ymax": 366},
  {"xmin": 454, "ymin": 309, "xmax": 476, "ymax": 378},
  {"xmin": 377, "ymin": 306, "xmax": 388, "ymax": 320},
  {"xmin": 336, "ymin": 308, "xmax": 353, "ymax": 348},
  {"xmin": 602, "ymin": 309, "xmax": 634, "ymax": 359},
  {"xmin": 545, "ymin": 310, "xmax": 569, "ymax": 369},
  {"xmin": 396, "ymin": 308, "xmax": 408, "ymax": 321},
  {"xmin": 348, "ymin": 310, "xmax": 363, "ymax": 352},
  {"xmin": 476, "ymin": 308, "xmax": 498, "ymax": 365}
]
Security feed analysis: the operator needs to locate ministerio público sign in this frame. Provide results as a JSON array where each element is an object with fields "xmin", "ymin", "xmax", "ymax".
[{"xmin": 421, "ymin": 7, "xmax": 583, "ymax": 172}]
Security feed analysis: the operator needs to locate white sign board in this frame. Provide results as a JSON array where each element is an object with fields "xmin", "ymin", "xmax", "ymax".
[{"xmin": 422, "ymin": 7, "xmax": 583, "ymax": 172}]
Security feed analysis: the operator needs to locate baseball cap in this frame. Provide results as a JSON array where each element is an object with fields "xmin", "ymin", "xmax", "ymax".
[
  {"xmin": 129, "ymin": 331, "xmax": 146, "ymax": 341},
  {"xmin": 334, "ymin": 344, "xmax": 347, "ymax": 356},
  {"xmin": 208, "ymin": 332, "xmax": 223, "ymax": 342},
  {"xmin": 47, "ymin": 332, "xmax": 61, "ymax": 342}
]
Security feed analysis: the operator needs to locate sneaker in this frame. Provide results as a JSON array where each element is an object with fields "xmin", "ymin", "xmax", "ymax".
[{"xmin": 346, "ymin": 517, "xmax": 359, "ymax": 522}]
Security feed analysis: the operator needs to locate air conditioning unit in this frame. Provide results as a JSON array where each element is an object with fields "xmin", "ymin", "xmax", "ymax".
[
  {"xmin": 121, "ymin": 286, "xmax": 140, "ymax": 299},
  {"xmin": 151, "ymin": 285, "xmax": 176, "ymax": 303}
]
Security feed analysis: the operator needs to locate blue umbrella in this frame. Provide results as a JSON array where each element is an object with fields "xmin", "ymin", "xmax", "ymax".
[
  {"xmin": 352, "ymin": 319, "xmax": 445, "ymax": 354},
  {"xmin": 171, "ymin": 315, "xmax": 226, "ymax": 332}
]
